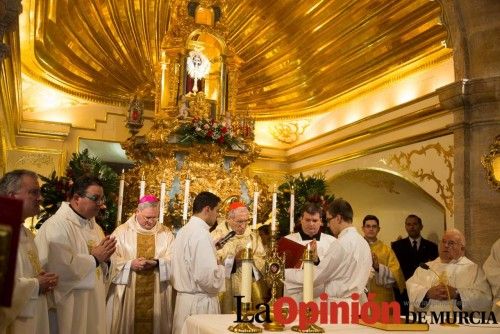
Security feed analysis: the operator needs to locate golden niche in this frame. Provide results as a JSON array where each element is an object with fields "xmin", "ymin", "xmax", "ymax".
[{"xmin": 121, "ymin": 0, "xmax": 266, "ymax": 228}]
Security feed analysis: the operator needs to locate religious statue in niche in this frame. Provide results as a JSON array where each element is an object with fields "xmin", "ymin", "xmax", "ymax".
[{"xmin": 186, "ymin": 50, "xmax": 210, "ymax": 94}]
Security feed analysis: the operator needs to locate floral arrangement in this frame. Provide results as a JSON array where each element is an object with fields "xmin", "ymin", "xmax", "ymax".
[
  {"xmin": 176, "ymin": 117, "xmax": 244, "ymax": 149},
  {"xmin": 38, "ymin": 149, "xmax": 119, "ymax": 235}
]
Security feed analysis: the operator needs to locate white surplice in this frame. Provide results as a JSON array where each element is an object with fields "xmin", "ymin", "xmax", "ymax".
[
  {"xmin": 484, "ymin": 238, "xmax": 500, "ymax": 319},
  {"xmin": 171, "ymin": 216, "xmax": 225, "ymax": 334},
  {"xmin": 106, "ymin": 215, "xmax": 175, "ymax": 334},
  {"xmin": 285, "ymin": 226, "xmax": 372, "ymax": 305},
  {"xmin": 283, "ymin": 232, "xmax": 335, "ymax": 302},
  {"xmin": 0, "ymin": 227, "xmax": 49, "ymax": 334},
  {"xmin": 34, "ymin": 202, "xmax": 108, "ymax": 334},
  {"xmin": 407, "ymin": 256, "xmax": 492, "ymax": 312}
]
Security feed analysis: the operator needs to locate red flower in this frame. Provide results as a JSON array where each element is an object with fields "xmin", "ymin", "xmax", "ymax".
[
  {"xmin": 207, "ymin": 130, "xmax": 213, "ymax": 138},
  {"xmin": 221, "ymin": 127, "xmax": 227, "ymax": 134},
  {"xmin": 217, "ymin": 136, "xmax": 225, "ymax": 144}
]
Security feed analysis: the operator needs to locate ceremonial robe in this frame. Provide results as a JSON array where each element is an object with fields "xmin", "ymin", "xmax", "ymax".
[
  {"xmin": 283, "ymin": 231, "xmax": 335, "ymax": 301},
  {"xmin": 407, "ymin": 256, "xmax": 492, "ymax": 312},
  {"xmin": 171, "ymin": 216, "xmax": 225, "ymax": 334},
  {"xmin": 107, "ymin": 215, "xmax": 174, "ymax": 334},
  {"xmin": 35, "ymin": 202, "xmax": 108, "ymax": 334},
  {"xmin": 368, "ymin": 239, "xmax": 405, "ymax": 303},
  {"xmin": 483, "ymin": 238, "xmax": 500, "ymax": 318},
  {"xmin": 0, "ymin": 227, "xmax": 49, "ymax": 334},
  {"xmin": 211, "ymin": 221, "xmax": 266, "ymax": 313}
]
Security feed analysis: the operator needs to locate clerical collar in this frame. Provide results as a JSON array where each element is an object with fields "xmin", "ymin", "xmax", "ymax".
[
  {"xmin": 68, "ymin": 203, "xmax": 89, "ymax": 221},
  {"xmin": 299, "ymin": 229, "xmax": 321, "ymax": 241}
]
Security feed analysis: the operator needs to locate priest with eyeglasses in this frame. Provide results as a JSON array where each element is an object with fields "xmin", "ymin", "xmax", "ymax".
[
  {"xmin": 35, "ymin": 175, "xmax": 116, "ymax": 334},
  {"xmin": 106, "ymin": 195, "xmax": 175, "ymax": 334}
]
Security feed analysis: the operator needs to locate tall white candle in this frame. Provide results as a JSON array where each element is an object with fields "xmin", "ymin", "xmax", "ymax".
[
  {"xmin": 252, "ymin": 184, "xmax": 259, "ymax": 229},
  {"xmin": 303, "ymin": 243, "xmax": 314, "ymax": 302},
  {"xmin": 139, "ymin": 172, "xmax": 146, "ymax": 200},
  {"xmin": 182, "ymin": 178, "xmax": 191, "ymax": 221},
  {"xmin": 241, "ymin": 243, "xmax": 253, "ymax": 304},
  {"xmin": 290, "ymin": 186, "xmax": 295, "ymax": 233},
  {"xmin": 271, "ymin": 185, "xmax": 277, "ymax": 231},
  {"xmin": 159, "ymin": 178, "xmax": 166, "ymax": 225},
  {"xmin": 116, "ymin": 169, "xmax": 125, "ymax": 225}
]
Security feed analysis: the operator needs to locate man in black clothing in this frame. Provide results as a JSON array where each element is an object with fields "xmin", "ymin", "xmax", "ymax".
[{"xmin": 391, "ymin": 214, "xmax": 438, "ymax": 314}]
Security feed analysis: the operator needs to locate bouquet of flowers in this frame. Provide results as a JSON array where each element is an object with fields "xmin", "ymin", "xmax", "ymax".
[{"xmin": 176, "ymin": 117, "xmax": 244, "ymax": 149}]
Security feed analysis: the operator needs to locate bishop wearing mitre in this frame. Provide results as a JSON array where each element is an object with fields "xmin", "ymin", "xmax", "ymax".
[{"xmin": 107, "ymin": 195, "xmax": 175, "ymax": 334}]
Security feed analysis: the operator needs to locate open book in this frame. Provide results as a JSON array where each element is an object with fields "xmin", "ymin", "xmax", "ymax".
[{"xmin": 277, "ymin": 237, "xmax": 307, "ymax": 269}]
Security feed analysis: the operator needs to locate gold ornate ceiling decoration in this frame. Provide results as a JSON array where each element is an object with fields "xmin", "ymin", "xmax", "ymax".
[{"xmin": 21, "ymin": 0, "xmax": 447, "ymax": 120}]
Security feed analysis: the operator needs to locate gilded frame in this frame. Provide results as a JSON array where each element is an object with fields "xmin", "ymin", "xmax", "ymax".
[{"xmin": 481, "ymin": 135, "xmax": 500, "ymax": 191}]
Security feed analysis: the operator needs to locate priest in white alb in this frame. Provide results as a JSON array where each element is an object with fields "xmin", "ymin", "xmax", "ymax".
[
  {"xmin": 0, "ymin": 170, "xmax": 58, "ymax": 334},
  {"xmin": 171, "ymin": 191, "xmax": 225, "ymax": 334},
  {"xmin": 284, "ymin": 202, "xmax": 335, "ymax": 301},
  {"xmin": 35, "ymin": 176, "xmax": 116, "ymax": 334},
  {"xmin": 407, "ymin": 229, "xmax": 492, "ymax": 312},
  {"xmin": 286, "ymin": 198, "xmax": 372, "ymax": 307},
  {"xmin": 107, "ymin": 195, "xmax": 175, "ymax": 334}
]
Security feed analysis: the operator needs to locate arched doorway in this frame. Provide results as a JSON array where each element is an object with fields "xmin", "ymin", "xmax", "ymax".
[{"xmin": 328, "ymin": 168, "xmax": 445, "ymax": 245}]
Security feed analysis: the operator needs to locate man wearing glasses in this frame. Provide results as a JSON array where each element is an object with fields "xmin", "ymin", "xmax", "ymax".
[
  {"xmin": 0, "ymin": 170, "xmax": 59, "ymax": 334},
  {"xmin": 211, "ymin": 202, "xmax": 266, "ymax": 313},
  {"xmin": 107, "ymin": 194, "xmax": 175, "ymax": 334},
  {"xmin": 35, "ymin": 175, "xmax": 116, "ymax": 334},
  {"xmin": 407, "ymin": 229, "xmax": 492, "ymax": 313}
]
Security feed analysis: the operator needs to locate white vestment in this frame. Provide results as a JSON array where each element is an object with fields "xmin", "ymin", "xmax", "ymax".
[
  {"xmin": 0, "ymin": 227, "xmax": 49, "ymax": 334},
  {"xmin": 35, "ymin": 202, "xmax": 108, "ymax": 334},
  {"xmin": 407, "ymin": 256, "xmax": 492, "ymax": 312},
  {"xmin": 483, "ymin": 238, "xmax": 500, "ymax": 318},
  {"xmin": 286, "ymin": 226, "xmax": 371, "ymax": 305},
  {"xmin": 107, "ymin": 215, "xmax": 174, "ymax": 334},
  {"xmin": 283, "ymin": 232, "xmax": 335, "ymax": 301},
  {"xmin": 171, "ymin": 216, "xmax": 225, "ymax": 334}
]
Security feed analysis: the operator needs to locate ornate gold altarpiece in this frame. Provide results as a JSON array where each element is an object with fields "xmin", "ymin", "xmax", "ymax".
[{"xmin": 121, "ymin": 0, "xmax": 268, "ymax": 227}]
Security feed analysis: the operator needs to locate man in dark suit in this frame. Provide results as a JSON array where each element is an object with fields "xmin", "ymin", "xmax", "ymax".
[{"xmin": 391, "ymin": 214, "xmax": 438, "ymax": 314}]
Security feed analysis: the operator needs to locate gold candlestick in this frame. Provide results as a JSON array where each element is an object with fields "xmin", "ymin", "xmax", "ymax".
[
  {"xmin": 263, "ymin": 228, "xmax": 286, "ymax": 331},
  {"xmin": 228, "ymin": 245, "xmax": 262, "ymax": 333},
  {"xmin": 291, "ymin": 248, "xmax": 324, "ymax": 333}
]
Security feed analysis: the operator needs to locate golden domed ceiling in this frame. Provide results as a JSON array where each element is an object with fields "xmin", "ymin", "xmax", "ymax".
[{"xmin": 20, "ymin": 0, "xmax": 448, "ymax": 120}]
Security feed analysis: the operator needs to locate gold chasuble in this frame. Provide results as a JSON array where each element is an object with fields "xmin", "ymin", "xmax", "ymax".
[
  {"xmin": 368, "ymin": 240, "xmax": 405, "ymax": 303},
  {"xmin": 134, "ymin": 233, "xmax": 156, "ymax": 333}
]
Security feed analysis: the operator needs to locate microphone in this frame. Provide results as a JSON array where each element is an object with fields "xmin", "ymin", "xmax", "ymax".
[{"xmin": 215, "ymin": 231, "xmax": 236, "ymax": 249}]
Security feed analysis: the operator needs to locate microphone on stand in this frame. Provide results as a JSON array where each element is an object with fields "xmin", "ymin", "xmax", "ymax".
[
  {"xmin": 215, "ymin": 231, "xmax": 236, "ymax": 249},
  {"xmin": 419, "ymin": 263, "xmax": 459, "ymax": 327}
]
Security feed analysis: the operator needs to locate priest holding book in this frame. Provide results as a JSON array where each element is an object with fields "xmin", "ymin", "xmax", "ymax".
[{"xmin": 283, "ymin": 202, "xmax": 335, "ymax": 301}]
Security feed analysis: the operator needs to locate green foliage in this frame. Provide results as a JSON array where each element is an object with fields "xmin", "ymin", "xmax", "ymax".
[
  {"xmin": 276, "ymin": 173, "xmax": 335, "ymax": 238},
  {"xmin": 38, "ymin": 149, "xmax": 119, "ymax": 234}
]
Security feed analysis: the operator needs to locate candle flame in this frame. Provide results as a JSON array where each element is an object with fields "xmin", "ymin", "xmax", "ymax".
[
  {"xmin": 246, "ymin": 242, "xmax": 252, "ymax": 250},
  {"xmin": 307, "ymin": 243, "xmax": 311, "ymax": 251}
]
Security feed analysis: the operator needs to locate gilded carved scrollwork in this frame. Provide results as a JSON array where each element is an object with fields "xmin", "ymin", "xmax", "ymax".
[
  {"xmin": 481, "ymin": 135, "xmax": 500, "ymax": 191},
  {"xmin": 387, "ymin": 143, "xmax": 454, "ymax": 215}
]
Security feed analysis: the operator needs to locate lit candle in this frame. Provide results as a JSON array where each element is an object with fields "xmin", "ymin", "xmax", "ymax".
[
  {"xmin": 159, "ymin": 174, "xmax": 166, "ymax": 225},
  {"xmin": 271, "ymin": 184, "xmax": 277, "ymax": 231},
  {"xmin": 252, "ymin": 183, "xmax": 259, "ymax": 229},
  {"xmin": 241, "ymin": 242, "xmax": 253, "ymax": 304},
  {"xmin": 139, "ymin": 171, "xmax": 146, "ymax": 200},
  {"xmin": 303, "ymin": 243, "xmax": 314, "ymax": 302},
  {"xmin": 290, "ymin": 185, "xmax": 295, "ymax": 233},
  {"xmin": 182, "ymin": 177, "xmax": 191, "ymax": 222},
  {"xmin": 116, "ymin": 169, "xmax": 125, "ymax": 225}
]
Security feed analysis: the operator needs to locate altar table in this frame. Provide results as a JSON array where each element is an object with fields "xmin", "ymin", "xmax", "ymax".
[{"xmin": 181, "ymin": 314, "xmax": 500, "ymax": 334}]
